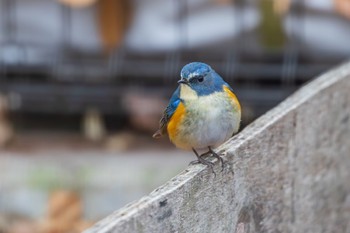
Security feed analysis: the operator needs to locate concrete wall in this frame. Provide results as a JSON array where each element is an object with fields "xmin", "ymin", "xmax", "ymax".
[{"xmin": 85, "ymin": 63, "xmax": 350, "ymax": 233}]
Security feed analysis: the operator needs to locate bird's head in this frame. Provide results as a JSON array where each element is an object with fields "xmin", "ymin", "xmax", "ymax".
[{"xmin": 178, "ymin": 62, "xmax": 225, "ymax": 99}]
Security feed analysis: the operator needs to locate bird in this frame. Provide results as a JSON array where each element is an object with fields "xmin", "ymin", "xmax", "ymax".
[{"xmin": 153, "ymin": 62, "xmax": 241, "ymax": 172}]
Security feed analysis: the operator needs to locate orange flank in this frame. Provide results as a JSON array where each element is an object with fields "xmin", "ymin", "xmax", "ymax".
[
  {"xmin": 167, "ymin": 102, "xmax": 186, "ymax": 142},
  {"xmin": 223, "ymin": 86, "xmax": 241, "ymax": 112}
]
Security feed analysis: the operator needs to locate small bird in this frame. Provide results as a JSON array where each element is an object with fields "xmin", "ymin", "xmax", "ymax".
[{"xmin": 153, "ymin": 62, "xmax": 241, "ymax": 172}]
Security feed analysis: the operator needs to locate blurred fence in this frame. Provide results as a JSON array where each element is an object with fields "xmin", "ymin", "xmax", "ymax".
[
  {"xmin": 0, "ymin": 0, "xmax": 349, "ymax": 121},
  {"xmin": 85, "ymin": 61, "xmax": 350, "ymax": 233}
]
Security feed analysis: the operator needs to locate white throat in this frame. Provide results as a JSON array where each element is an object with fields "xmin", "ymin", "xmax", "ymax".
[{"xmin": 180, "ymin": 84, "xmax": 198, "ymax": 100}]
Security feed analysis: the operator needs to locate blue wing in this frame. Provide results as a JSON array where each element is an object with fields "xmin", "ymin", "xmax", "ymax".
[
  {"xmin": 164, "ymin": 87, "xmax": 181, "ymax": 118},
  {"xmin": 153, "ymin": 87, "xmax": 181, "ymax": 138}
]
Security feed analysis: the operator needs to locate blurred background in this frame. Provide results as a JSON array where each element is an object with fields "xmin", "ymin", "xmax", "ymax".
[{"xmin": 0, "ymin": 0, "xmax": 350, "ymax": 232}]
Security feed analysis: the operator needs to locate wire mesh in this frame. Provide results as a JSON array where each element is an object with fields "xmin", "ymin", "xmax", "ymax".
[{"xmin": 0, "ymin": 0, "xmax": 347, "ymax": 118}]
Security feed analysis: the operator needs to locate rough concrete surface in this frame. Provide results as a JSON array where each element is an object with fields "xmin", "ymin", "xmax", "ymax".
[{"xmin": 85, "ymin": 63, "xmax": 350, "ymax": 233}]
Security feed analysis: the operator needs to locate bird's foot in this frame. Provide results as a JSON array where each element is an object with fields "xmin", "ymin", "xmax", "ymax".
[
  {"xmin": 189, "ymin": 148, "xmax": 224, "ymax": 172},
  {"xmin": 190, "ymin": 148, "xmax": 216, "ymax": 175},
  {"xmin": 188, "ymin": 150, "xmax": 210, "ymax": 166},
  {"xmin": 188, "ymin": 157, "xmax": 214, "ymax": 166},
  {"xmin": 208, "ymin": 147, "xmax": 224, "ymax": 172}
]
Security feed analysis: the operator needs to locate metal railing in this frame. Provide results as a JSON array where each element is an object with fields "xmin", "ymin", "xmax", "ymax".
[{"xmin": 0, "ymin": 0, "xmax": 348, "ymax": 120}]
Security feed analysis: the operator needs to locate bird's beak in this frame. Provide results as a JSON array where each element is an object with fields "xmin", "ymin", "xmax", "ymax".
[{"xmin": 178, "ymin": 79, "xmax": 189, "ymax": 85}]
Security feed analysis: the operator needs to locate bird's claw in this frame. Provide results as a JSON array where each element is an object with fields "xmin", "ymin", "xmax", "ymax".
[
  {"xmin": 189, "ymin": 158, "xmax": 215, "ymax": 167},
  {"xmin": 190, "ymin": 148, "xmax": 216, "ymax": 175},
  {"xmin": 209, "ymin": 148, "xmax": 225, "ymax": 172},
  {"xmin": 189, "ymin": 160, "xmax": 200, "ymax": 166},
  {"xmin": 190, "ymin": 147, "xmax": 224, "ymax": 174}
]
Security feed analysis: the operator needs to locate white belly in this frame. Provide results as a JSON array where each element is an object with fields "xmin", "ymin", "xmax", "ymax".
[{"xmin": 175, "ymin": 92, "xmax": 241, "ymax": 150}]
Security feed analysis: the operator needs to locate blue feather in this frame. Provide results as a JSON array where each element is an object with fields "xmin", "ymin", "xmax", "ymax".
[
  {"xmin": 181, "ymin": 62, "xmax": 211, "ymax": 79},
  {"xmin": 179, "ymin": 62, "xmax": 232, "ymax": 96},
  {"xmin": 153, "ymin": 87, "xmax": 181, "ymax": 138},
  {"xmin": 165, "ymin": 87, "xmax": 180, "ymax": 117}
]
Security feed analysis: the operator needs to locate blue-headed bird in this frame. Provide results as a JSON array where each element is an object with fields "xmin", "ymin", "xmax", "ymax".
[{"xmin": 153, "ymin": 62, "xmax": 241, "ymax": 172}]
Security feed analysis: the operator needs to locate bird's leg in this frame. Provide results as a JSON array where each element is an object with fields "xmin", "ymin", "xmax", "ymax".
[
  {"xmin": 197, "ymin": 150, "xmax": 211, "ymax": 158},
  {"xmin": 189, "ymin": 148, "xmax": 215, "ymax": 174},
  {"xmin": 208, "ymin": 146, "xmax": 224, "ymax": 171}
]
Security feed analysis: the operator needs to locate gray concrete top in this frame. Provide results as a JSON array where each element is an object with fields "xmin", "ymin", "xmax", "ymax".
[{"xmin": 85, "ymin": 62, "xmax": 350, "ymax": 233}]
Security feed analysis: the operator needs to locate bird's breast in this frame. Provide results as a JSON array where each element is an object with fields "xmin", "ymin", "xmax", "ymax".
[
  {"xmin": 184, "ymin": 92, "xmax": 234, "ymax": 124},
  {"xmin": 169, "ymin": 91, "xmax": 241, "ymax": 150}
]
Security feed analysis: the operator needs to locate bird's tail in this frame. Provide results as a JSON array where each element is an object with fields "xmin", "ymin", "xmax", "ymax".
[{"xmin": 152, "ymin": 130, "xmax": 163, "ymax": 139}]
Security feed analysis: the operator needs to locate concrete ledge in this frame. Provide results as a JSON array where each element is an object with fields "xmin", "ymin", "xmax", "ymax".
[{"xmin": 85, "ymin": 63, "xmax": 350, "ymax": 233}]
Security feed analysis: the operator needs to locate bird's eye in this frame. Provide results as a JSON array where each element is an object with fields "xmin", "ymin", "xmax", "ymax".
[{"xmin": 198, "ymin": 76, "xmax": 204, "ymax": 82}]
